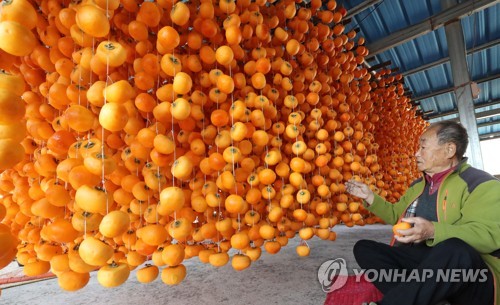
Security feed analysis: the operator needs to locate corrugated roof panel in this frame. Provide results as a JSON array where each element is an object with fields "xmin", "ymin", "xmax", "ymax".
[
  {"xmin": 351, "ymin": 3, "xmax": 499, "ymax": 82},
  {"xmin": 338, "ymin": 0, "xmax": 367, "ymax": 10},
  {"xmin": 476, "ymin": 102, "xmax": 500, "ymax": 136},
  {"xmin": 468, "ymin": 51, "xmax": 489, "ymax": 80},
  {"xmin": 374, "ymin": 47, "xmax": 403, "ymax": 70},
  {"xmin": 400, "ymin": 0, "xmax": 436, "ymax": 24},
  {"xmin": 419, "ymin": 92, "xmax": 456, "ymax": 114},
  {"xmin": 373, "ymin": 28, "xmax": 449, "ymax": 73},
  {"xmin": 350, "ymin": 9, "xmax": 393, "ymax": 42},
  {"xmin": 350, "ymin": 1, "xmax": 500, "ymax": 46},
  {"xmin": 404, "ymin": 62, "xmax": 453, "ymax": 94},
  {"xmin": 344, "ymin": 0, "xmax": 439, "ymax": 35},
  {"xmin": 482, "ymin": 46, "xmax": 500, "ymax": 75},
  {"xmin": 476, "ymin": 103, "xmax": 500, "ymax": 113},
  {"xmin": 337, "ymin": 0, "xmax": 500, "ymax": 137},
  {"xmin": 418, "ymin": 98, "xmax": 438, "ymax": 113},
  {"xmin": 429, "ymin": 113, "xmax": 459, "ymax": 123},
  {"xmin": 476, "ymin": 78, "xmax": 500, "ymax": 103},
  {"xmin": 344, "ymin": 0, "xmax": 431, "ymax": 42},
  {"xmin": 412, "ymin": 28, "xmax": 449, "ymax": 62},
  {"xmin": 375, "ymin": 1, "xmax": 410, "ymax": 33},
  {"xmin": 477, "ymin": 117, "xmax": 500, "ymax": 127},
  {"xmin": 393, "ymin": 41, "xmax": 422, "ymax": 71},
  {"xmin": 467, "ymin": 46, "xmax": 500, "ymax": 79},
  {"xmin": 478, "ymin": 125, "xmax": 499, "ymax": 136},
  {"xmin": 461, "ymin": 4, "xmax": 500, "ymax": 47},
  {"xmin": 428, "ymin": 102, "xmax": 500, "ymax": 136}
]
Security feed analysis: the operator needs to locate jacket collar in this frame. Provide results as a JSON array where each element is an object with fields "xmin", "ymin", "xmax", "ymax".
[
  {"xmin": 425, "ymin": 166, "xmax": 456, "ymax": 194},
  {"xmin": 454, "ymin": 157, "xmax": 469, "ymax": 173},
  {"xmin": 421, "ymin": 158, "xmax": 468, "ymax": 193}
]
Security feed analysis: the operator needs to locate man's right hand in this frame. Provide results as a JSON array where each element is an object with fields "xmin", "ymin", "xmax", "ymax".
[{"xmin": 345, "ymin": 179, "xmax": 375, "ymax": 205}]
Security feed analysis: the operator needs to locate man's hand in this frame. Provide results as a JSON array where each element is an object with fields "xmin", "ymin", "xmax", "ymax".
[
  {"xmin": 345, "ymin": 179, "xmax": 375, "ymax": 205},
  {"xmin": 394, "ymin": 217, "xmax": 435, "ymax": 243}
]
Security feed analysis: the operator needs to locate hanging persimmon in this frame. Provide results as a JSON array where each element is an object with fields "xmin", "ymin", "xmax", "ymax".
[{"xmin": 0, "ymin": 0, "xmax": 427, "ymax": 291}]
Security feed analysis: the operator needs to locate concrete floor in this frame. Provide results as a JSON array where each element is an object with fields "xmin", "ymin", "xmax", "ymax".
[{"xmin": 0, "ymin": 224, "xmax": 392, "ymax": 305}]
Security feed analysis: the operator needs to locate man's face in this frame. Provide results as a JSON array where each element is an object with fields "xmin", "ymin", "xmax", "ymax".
[{"xmin": 415, "ymin": 128, "xmax": 454, "ymax": 175}]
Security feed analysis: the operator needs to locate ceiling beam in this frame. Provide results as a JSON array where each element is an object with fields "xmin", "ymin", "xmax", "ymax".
[
  {"xmin": 403, "ymin": 58, "xmax": 450, "ymax": 78},
  {"xmin": 402, "ymin": 37, "xmax": 500, "ymax": 77},
  {"xmin": 478, "ymin": 119, "xmax": 500, "ymax": 128},
  {"xmin": 365, "ymin": 0, "xmax": 500, "ymax": 59},
  {"xmin": 476, "ymin": 108, "xmax": 500, "ymax": 120},
  {"xmin": 480, "ymin": 131, "xmax": 500, "ymax": 141},
  {"xmin": 426, "ymin": 98, "xmax": 500, "ymax": 120},
  {"xmin": 412, "ymin": 72, "xmax": 500, "ymax": 102},
  {"xmin": 414, "ymin": 87, "xmax": 453, "ymax": 102},
  {"xmin": 367, "ymin": 60, "xmax": 392, "ymax": 72},
  {"xmin": 429, "ymin": 110, "xmax": 500, "ymax": 125},
  {"xmin": 344, "ymin": 0, "xmax": 383, "ymax": 20},
  {"xmin": 446, "ymin": 107, "xmax": 500, "ymax": 122}
]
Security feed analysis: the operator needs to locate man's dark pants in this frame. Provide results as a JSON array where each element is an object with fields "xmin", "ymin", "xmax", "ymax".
[{"xmin": 353, "ymin": 238, "xmax": 494, "ymax": 305}]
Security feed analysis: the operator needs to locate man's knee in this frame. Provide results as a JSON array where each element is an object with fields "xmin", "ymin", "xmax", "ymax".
[
  {"xmin": 433, "ymin": 238, "xmax": 481, "ymax": 267},
  {"xmin": 434, "ymin": 238, "xmax": 474, "ymax": 253},
  {"xmin": 354, "ymin": 239, "xmax": 381, "ymax": 262},
  {"xmin": 354, "ymin": 239, "xmax": 375, "ymax": 254}
]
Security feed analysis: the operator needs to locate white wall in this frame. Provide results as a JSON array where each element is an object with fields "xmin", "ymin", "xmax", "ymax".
[{"xmin": 480, "ymin": 138, "xmax": 500, "ymax": 176}]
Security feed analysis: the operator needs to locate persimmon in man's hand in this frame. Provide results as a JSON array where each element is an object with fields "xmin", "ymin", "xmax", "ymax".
[{"xmin": 392, "ymin": 222, "xmax": 412, "ymax": 237}]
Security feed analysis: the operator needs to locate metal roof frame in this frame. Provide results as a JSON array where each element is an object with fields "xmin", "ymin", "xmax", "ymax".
[
  {"xmin": 401, "ymin": 37, "xmax": 500, "ymax": 77},
  {"xmin": 412, "ymin": 71, "xmax": 500, "ymax": 102},
  {"xmin": 338, "ymin": 0, "xmax": 500, "ymax": 141},
  {"xmin": 365, "ymin": 0, "xmax": 500, "ymax": 59}
]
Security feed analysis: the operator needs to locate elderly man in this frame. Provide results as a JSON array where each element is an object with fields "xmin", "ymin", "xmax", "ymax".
[{"xmin": 346, "ymin": 121, "xmax": 500, "ymax": 305}]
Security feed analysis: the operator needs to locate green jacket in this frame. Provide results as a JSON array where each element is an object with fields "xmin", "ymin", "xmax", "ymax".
[{"xmin": 366, "ymin": 160, "xmax": 500, "ymax": 305}]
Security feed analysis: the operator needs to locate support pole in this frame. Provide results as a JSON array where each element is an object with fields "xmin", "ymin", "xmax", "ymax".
[{"xmin": 441, "ymin": 0, "xmax": 483, "ymax": 169}]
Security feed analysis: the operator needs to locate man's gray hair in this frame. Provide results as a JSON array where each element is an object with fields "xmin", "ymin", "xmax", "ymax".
[{"xmin": 429, "ymin": 121, "xmax": 469, "ymax": 160}]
